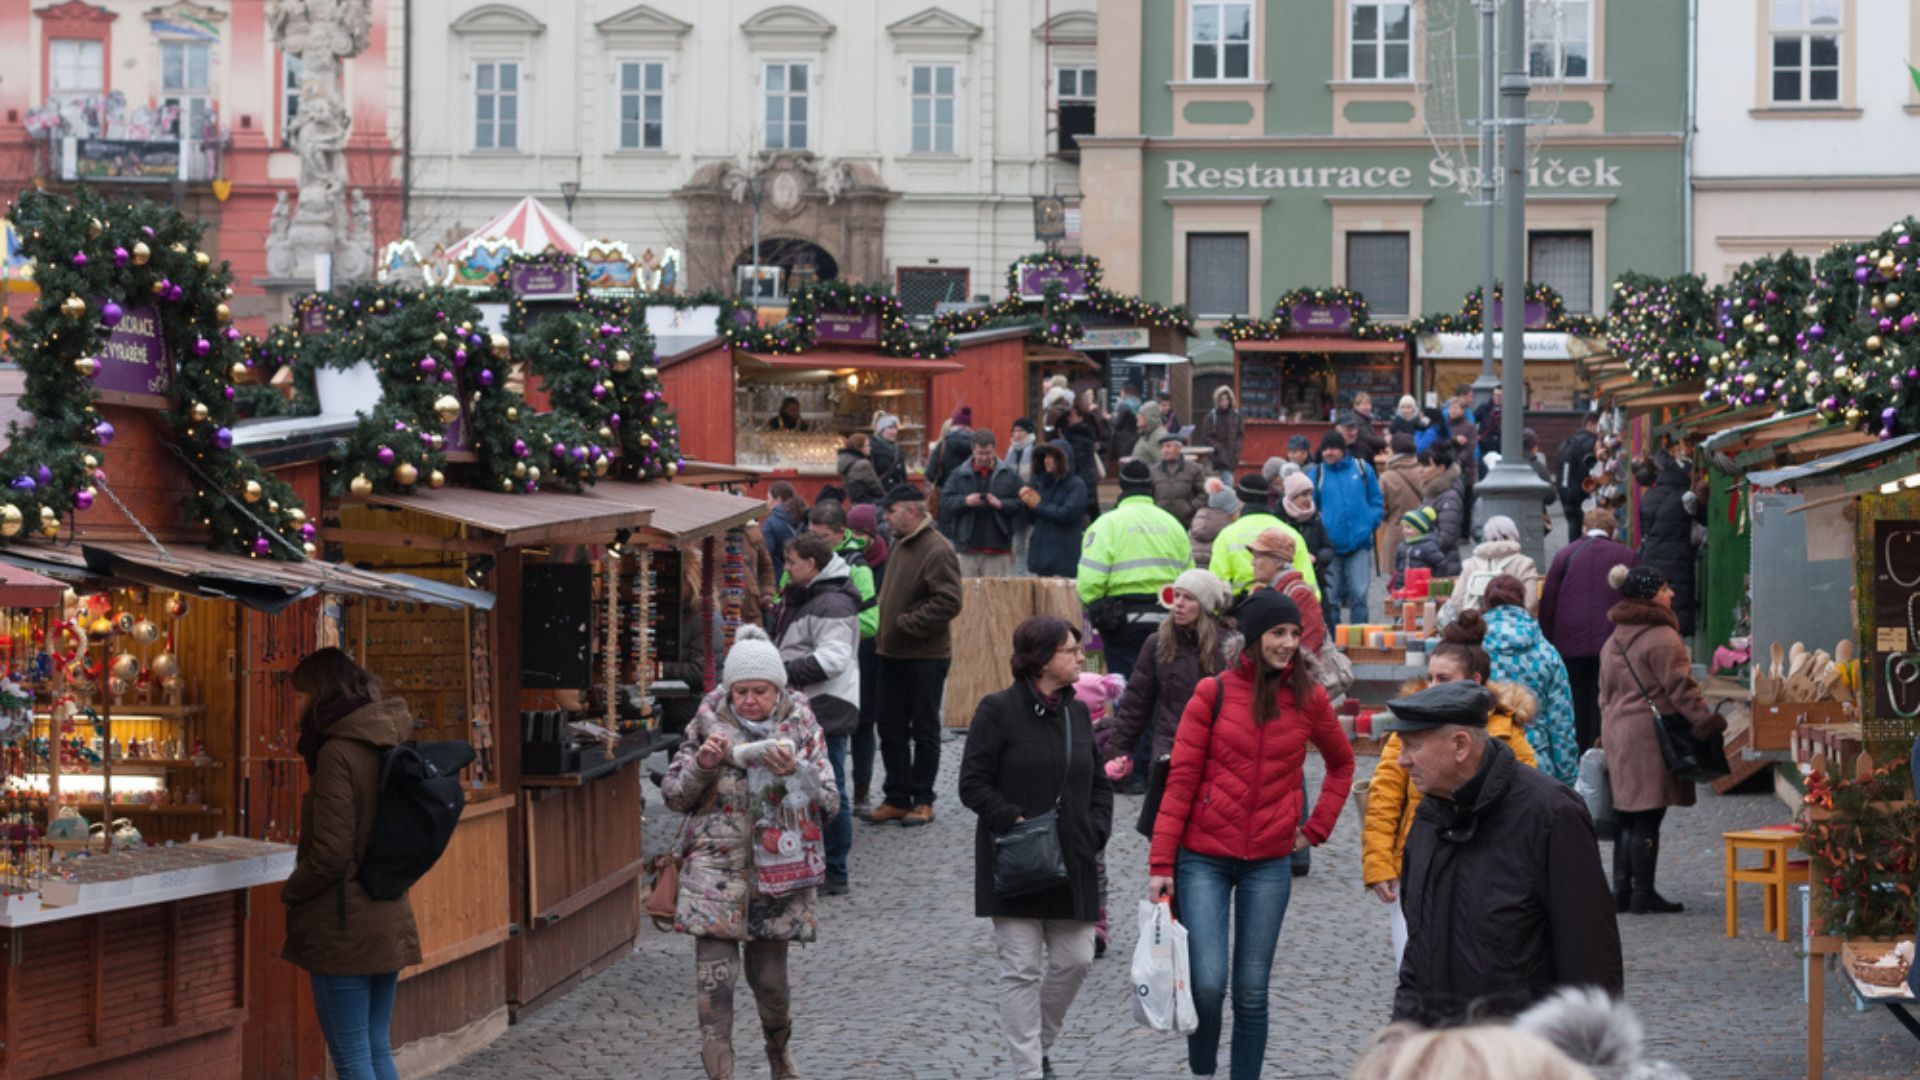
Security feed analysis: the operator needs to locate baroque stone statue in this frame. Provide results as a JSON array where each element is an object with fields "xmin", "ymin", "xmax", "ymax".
[{"xmin": 265, "ymin": 0, "xmax": 375, "ymax": 282}]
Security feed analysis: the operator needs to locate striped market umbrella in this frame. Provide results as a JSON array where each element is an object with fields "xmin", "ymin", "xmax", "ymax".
[{"xmin": 443, "ymin": 196, "xmax": 590, "ymax": 261}]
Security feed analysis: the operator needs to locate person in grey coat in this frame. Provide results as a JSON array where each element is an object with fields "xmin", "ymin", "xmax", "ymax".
[
  {"xmin": 772, "ymin": 533, "xmax": 864, "ymax": 895},
  {"xmin": 1150, "ymin": 433, "xmax": 1209, "ymax": 527}
]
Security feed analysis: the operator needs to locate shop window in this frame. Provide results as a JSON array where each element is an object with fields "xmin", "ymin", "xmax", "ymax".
[
  {"xmin": 1769, "ymin": 0, "xmax": 1842, "ymax": 103},
  {"xmin": 1529, "ymin": 231, "xmax": 1594, "ymax": 314},
  {"xmin": 1346, "ymin": 232, "xmax": 1410, "ymax": 317},
  {"xmin": 1526, "ymin": 0, "xmax": 1592, "ymax": 79},
  {"xmin": 910, "ymin": 63, "xmax": 956, "ymax": 154},
  {"xmin": 897, "ymin": 267, "xmax": 971, "ymax": 319},
  {"xmin": 475, "ymin": 60, "xmax": 520, "ymax": 149},
  {"xmin": 1349, "ymin": 2, "xmax": 1413, "ymax": 81},
  {"xmin": 1189, "ymin": 1, "xmax": 1253, "ymax": 81},
  {"xmin": 1055, "ymin": 66, "xmax": 1097, "ymax": 159},
  {"xmin": 765, "ymin": 62, "xmax": 810, "ymax": 150},
  {"xmin": 1186, "ymin": 233, "xmax": 1250, "ymax": 318},
  {"xmin": 619, "ymin": 60, "xmax": 666, "ymax": 150},
  {"xmin": 280, "ymin": 52, "xmax": 302, "ymax": 146},
  {"xmin": 49, "ymin": 38, "xmax": 103, "ymax": 107},
  {"xmin": 160, "ymin": 40, "xmax": 212, "ymax": 139}
]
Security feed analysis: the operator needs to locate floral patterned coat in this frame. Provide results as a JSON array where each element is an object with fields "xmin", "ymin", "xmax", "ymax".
[{"xmin": 660, "ymin": 687, "xmax": 839, "ymax": 942}]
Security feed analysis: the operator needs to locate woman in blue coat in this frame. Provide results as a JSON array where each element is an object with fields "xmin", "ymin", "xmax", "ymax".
[{"xmin": 1022, "ymin": 442, "xmax": 1087, "ymax": 577}]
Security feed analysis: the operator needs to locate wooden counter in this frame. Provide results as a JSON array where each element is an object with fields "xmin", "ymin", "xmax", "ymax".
[{"xmin": 512, "ymin": 761, "xmax": 644, "ymax": 1016}]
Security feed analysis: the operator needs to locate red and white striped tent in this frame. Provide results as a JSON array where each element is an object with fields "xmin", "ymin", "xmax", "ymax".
[{"xmin": 442, "ymin": 196, "xmax": 590, "ymax": 261}]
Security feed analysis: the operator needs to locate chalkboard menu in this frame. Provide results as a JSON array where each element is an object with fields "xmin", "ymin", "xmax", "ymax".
[
  {"xmin": 1334, "ymin": 361, "xmax": 1404, "ymax": 415},
  {"xmin": 522, "ymin": 562, "xmax": 594, "ymax": 689},
  {"xmin": 1238, "ymin": 364, "xmax": 1283, "ymax": 420}
]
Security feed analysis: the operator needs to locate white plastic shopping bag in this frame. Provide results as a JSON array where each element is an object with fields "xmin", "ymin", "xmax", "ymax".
[
  {"xmin": 1169, "ymin": 911, "xmax": 1198, "ymax": 1034},
  {"xmin": 1576, "ymin": 748, "xmax": 1612, "ymax": 824},
  {"xmin": 1130, "ymin": 900, "xmax": 1177, "ymax": 1031}
]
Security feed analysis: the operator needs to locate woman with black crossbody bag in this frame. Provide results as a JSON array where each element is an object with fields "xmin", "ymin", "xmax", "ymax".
[{"xmin": 959, "ymin": 616, "xmax": 1115, "ymax": 1080}]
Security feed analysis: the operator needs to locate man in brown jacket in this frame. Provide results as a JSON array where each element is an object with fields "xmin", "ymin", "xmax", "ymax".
[
  {"xmin": 1150, "ymin": 433, "xmax": 1209, "ymax": 526},
  {"xmin": 1375, "ymin": 433, "xmax": 1426, "ymax": 576},
  {"xmin": 872, "ymin": 482, "xmax": 965, "ymax": 827}
]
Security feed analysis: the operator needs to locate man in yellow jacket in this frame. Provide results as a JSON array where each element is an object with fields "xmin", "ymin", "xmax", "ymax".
[
  {"xmin": 1361, "ymin": 667, "xmax": 1538, "ymax": 968},
  {"xmin": 1209, "ymin": 473, "xmax": 1318, "ymax": 597}
]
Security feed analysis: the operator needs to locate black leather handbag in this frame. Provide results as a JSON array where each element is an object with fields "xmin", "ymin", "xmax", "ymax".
[
  {"xmin": 1136, "ymin": 675, "xmax": 1224, "ymax": 838},
  {"xmin": 1615, "ymin": 636, "xmax": 1730, "ymax": 784},
  {"xmin": 993, "ymin": 704, "xmax": 1073, "ymax": 900}
]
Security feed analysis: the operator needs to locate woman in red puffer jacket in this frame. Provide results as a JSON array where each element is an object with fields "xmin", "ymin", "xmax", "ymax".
[{"xmin": 1146, "ymin": 589, "xmax": 1354, "ymax": 1080}]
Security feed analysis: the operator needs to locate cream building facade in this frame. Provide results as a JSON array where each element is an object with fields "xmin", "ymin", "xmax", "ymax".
[
  {"xmin": 1690, "ymin": 0, "xmax": 1920, "ymax": 283},
  {"xmin": 404, "ymin": 1, "xmax": 1095, "ymax": 310}
]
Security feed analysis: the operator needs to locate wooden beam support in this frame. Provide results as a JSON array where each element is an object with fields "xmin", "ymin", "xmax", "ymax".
[{"xmin": 322, "ymin": 527, "xmax": 500, "ymax": 554}]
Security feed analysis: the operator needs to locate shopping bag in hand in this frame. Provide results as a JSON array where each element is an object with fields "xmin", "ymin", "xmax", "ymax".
[
  {"xmin": 1169, "ymin": 911, "xmax": 1198, "ymax": 1034},
  {"xmin": 1576, "ymin": 748, "xmax": 1613, "ymax": 826},
  {"xmin": 1131, "ymin": 900, "xmax": 1180, "ymax": 1032}
]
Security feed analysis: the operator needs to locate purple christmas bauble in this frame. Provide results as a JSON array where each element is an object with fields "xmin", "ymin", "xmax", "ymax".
[
  {"xmin": 376, "ymin": 446, "xmax": 396, "ymax": 466},
  {"xmin": 590, "ymin": 384, "xmax": 607, "ymax": 399},
  {"xmin": 253, "ymin": 536, "xmax": 272, "ymax": 556},
  {"xmin": 112, "ymin": 247, "xmax": 129, "ymax": 268},
  {"xmin": 440, "ymin": 371, "xmax": 455, "ymax": 384},
  {"xmin": 1809, "ymin": 324, "xmax": 1826, "ymax": 340},
  {"xmin": 1856, "ymin": 268, "xmax": 1872, "ymax": 284},
  {"xmin": 140, "ymin": 226, "xmax": 155, "ymax": 238},
  {"xmin": 225, "ymin": 327, "xmax": 241, "ymax": 341},
  {"xmin": 478, "ymin": 369, "xmax": 494, "ymax": 387},
  {"xmin": 551, "ymin": 442, "xmax": 568, "ymax": 459},
  {"xmin": 193, "ymin": 337, "xmax": 211, "ymax": 357},
  {"xmin": 95, "ymin": 421, "xmax": 116, "ymax": 445},
  {"xmin": 10, "ymin": 477, "xmax": 34, "ymax": 492},
  {"xmin": 608, "ymin": 413, "xmax": 622, "ymax": 427},
  {"xmin": 512, "ymin": 439, "xmax": 528, "ymax": 457},
  {"xmin": 36, "ymin": 465, "xmax": 51, "ymax": 485},
  {"xmin": 524, "ymin": 480, "xmax": 538, "ymax": 493},
  {"xmin": 71, "ymin": 252, "xmax": 87, "ymax": 267},
  {"xmin": 571, "ymin": 446, "xmax": 588, "ymax": 462},
  {"xmin": 1902, "ymin": 314, "xmax": 1918, "ymax": 334},
  {"xmin": 420, "ymin": 356, "xmax": 437, "ymax": 374},
  {"xmin": 101, "ymin": 301, "xmax": 124, "ymax": 326},
  {"xmin": 301, "ymin": 523, "xmax": 317, "ymax": 541},
  {"xmin": 212, "ymin": 426, "xmax": 232, "ymax": 449},
  {"xmin": 453, "ymin": 347, "xmax": 468, "ymax": 367},
  {"xmin": 223, "ymin": 386, "xmax": 235, "ymax": 400},
  {"xmin": 73, "ymin": 490, "xmax": 92, "ymax": 511},
  {"xmin": 169, "ymin": 284, "xmax": 184, "ymax": 302},
  {"xmin": 469, "ymin": 334, "xmax": 484, "ymax": 347}
]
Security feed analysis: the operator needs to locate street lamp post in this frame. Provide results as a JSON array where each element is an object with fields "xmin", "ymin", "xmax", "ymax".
[
  {"xmin": 559, "ymin": 180, "xmax": 579, "ymax": 222},
  {"xmin": 748, "ymin": 172, "xmax": 764, "ymax": 301},
  {"xmin": 1473, "ymin": 0, "xmax": 1557, "ymax": 563},
  {"xmin": 1471, "ymin": 0, "xmax": 1500, "ymax": 412}
]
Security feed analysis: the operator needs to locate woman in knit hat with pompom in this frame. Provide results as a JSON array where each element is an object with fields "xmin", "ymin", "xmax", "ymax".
[
  {"xmin": 1102, "ymin": 569, "xmax": 1243, "ymax": 790},
  {"xmin": 1597, "ymin": 564, "xmax": 1723, "ymax": 916},
  {"xmin": 661, "ymin": 626, "xmax": 839, "ymax": 1079}
]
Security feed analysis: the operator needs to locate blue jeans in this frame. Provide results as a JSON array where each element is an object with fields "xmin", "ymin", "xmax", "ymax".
[
  {"xmin": 311, "ymin": 972, "xmax": 400, "ymax": 1080},
  {"xmin": 1176, "ymin": 849, "xmax": 1295, "ymax": 1080},
  {"xmin": 825, "ymin": 734, "xmax": 852, "ymax": 880},
  {"xmin": 1325, "ymin": 547, "xmax": 1373, "ymax": 629}
]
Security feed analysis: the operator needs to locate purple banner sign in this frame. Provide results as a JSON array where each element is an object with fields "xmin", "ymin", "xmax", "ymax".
[
  {"xmin": 300, "ymin": 304, "xmax": 326, "ymax": 333},
  {"xmin": 1490, "ymin": 298, "xmax": 1552, "ymax": 329},
  {"xmin": 1017, "ymin": 265, "xmax": 1090, "ymax": 302},
  {"xmin": 508, "ymin": 263, "xmax": 578, "ymax": 302},
  {"xmin": 814, "ymin": 311, "xmax": 880, "ymax": 345},
  {"xmin": 89, "ymin": 303, "xmax": 170, "ymax": 404},
  {"xmin": 1288, "ymin": 300, "xmax": 1354, "ymax": 334}
]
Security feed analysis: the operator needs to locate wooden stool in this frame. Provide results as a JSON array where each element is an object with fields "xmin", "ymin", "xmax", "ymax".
[{"xmin": 1724, "ymin": 827, "xmax": 1810, "ymax": 941}]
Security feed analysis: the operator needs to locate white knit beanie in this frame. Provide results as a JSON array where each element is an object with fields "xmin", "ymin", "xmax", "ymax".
[
  {"xmin": 1167, "ymin": 568, "xmax": 1231, "ymax": 616},
  {"xmin": 723, "ymin": 625, "xmax": 788, "ymax": 690}
]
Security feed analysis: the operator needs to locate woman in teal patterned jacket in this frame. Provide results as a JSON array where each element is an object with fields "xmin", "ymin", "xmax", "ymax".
[{"xmin": 1466, "ymin": 576, "xmax": 1581, "ymax": 785}]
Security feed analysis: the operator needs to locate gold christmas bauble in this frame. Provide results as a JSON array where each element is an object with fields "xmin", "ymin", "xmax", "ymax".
[
  {"xmin": 189, "ymin": 402, "xmax": 209, "ymax": 421},
  {"xmin": 150, "ymin": 652, "xmax": 180, "ymax": 679},
  {"xmin": 428, "ymin": 469, "xmax": 445, "ymax": 489},
  {"xmin": 108, "ymin": 676, "xmax": 130, "ymax": 698},
  {"xmin": 490, "ymin": 332, "xmax": 510, "ymax": 358},
  {"xmin": 612, "ymin": 349, "xmax": 632, "ymax": 372},
  {"xmin": 432, "ymin": 332, "xmax": 448, "ymax": 347},
  {"xmin": 288, "ymin": 508, "xmax": 306, "ymax": 525},
  {"xmin": 393, "ymin": 462, "xmax": 419, "ymax": 486},
  {"xmin": 1767, "ymin": 334, "xmax": 1780, "ymax": 347},
  {"xmin": 243, "ymin": 480, "xmax": 263, "ymax": 503},
  {"xmin": 500, "ymin": 478, "xmax": 515, "ymax": 492},
  {"xmin": 302, "ymin": 542, "xmax": 318, "ymax": 558},
  {"xmin": 0, "ymin": 505, "xmax": 20, "ymax": 537},
  {"xmin": 169, "ymin": 242, "xmax": 186, "ymax": 255},
  {"xmin": 598, "ymin": 426, "xmax": 614, "ymax": 442},
  {"xmin": 527, "ymin": 466, "xmax": 541, "ymax": 483},
  {"xmin": 194, "ymin": 251, "xmax": 210, "ymax": 268},
  {"xmin": 349, "ymin": 474, "xmax": 374, "ymax": 497},
  {"xmin": 215, "ymin": 302, "xmax": 231, "ymax": 323},
  {"xmin": 230, "ymin": 362, "xmax": 251, "ymax": 382},
  {"xmin": 131, "ymin": 618, "xmax": 160, "ymax": 645},
  {"xmin": 131, "ymin": 241, "xmax": 151, "ymax": 265},
  {"xmin": 87, "ymin": 217, "xmax": 102, "ymax": 239},
  {"xmin": 641, "ymin": 366, "xmax": 658, "ymax": 378},
  {"xmin": 505, "ymin": 407, "xmax": 519, "ymax": 421},
  {"xmin": 161, "ymin": 674, "xmax": 185, "ymax": 693},
  {"xmin": 74, "ymin": 357, "xmax": 99, "ymax": 376},
  {"xmin": 267, "ymin": 499, "xmax": 278, "ymax": 513},
  {"xmin": 88, "ymin": 615, "xmax": 113, "ymax": 636},
  {"xmin": 512, "ymin": 462, "xmax": 527, "ymax": 479},
  {"xmin": 433, "ymin": 395, "xmax": 461, "ymax": 423},
  {"xmin": 39, "ymin": 506, "xmax": 56, "ymax": 524},
  {"xmin": 61, "ymin": 295, "xmax": 86, "ymax": 319},
  {"xmin": 110, "ymin": 653, "xmax": 139, "ymax": 681},
  {"xmin": 1741, "ymin": 313, "xmax": 1755, "ymax": 328},
  {"xmin": 594, "ymin": 455, "xmax": 610, "ymax": 477},
  {"xmin": 82, "ymin": 454, "xmax": 97, "ymax": 468},
  {"xmin": 1868, "ymin": 335, "xmax": 1885, "ymax": 351},
  {"xmin": 1880, "ymin": 256, "xmax": 1897, "ymax": 274},
  {"xmin": 151, "ymin": 280, "xmax": 167, "ymax": 295}
]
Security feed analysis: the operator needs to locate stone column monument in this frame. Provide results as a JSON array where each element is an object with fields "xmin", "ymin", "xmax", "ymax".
[{"xmin": 265, "ymin": 0, "xmax": 375, "ymax": 283}]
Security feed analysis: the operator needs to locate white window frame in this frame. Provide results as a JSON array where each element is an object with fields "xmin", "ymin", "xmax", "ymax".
[
  {"xmin": 281, "ymin": 52, "xmax": 302, "ymax": 147},
  {"xmin": 1188, "ymin": 1, "xmax": 1254, "ymax": 82},
  {"xmin": 763, "ymin": 61, "xmax": 811, "ymax": 151},
  {"xmin": 1528, "ymin": 230, "xmax": 1596, "ymax": 315},
  {"xmin": 1055, "ymin": 65, "xmax": 1097, "ymax": 103},
  {"xmin": 617, "ymin": 58, "xmax": 667, "ymax": 151},
  {"xmin": 1348, "ymin": 2, "xmax": 1414, "ymax": 82},
  {"xmin": 908, "ymin": 62, "xmax": 957, "ymax": 155},
  {"xmin": 1186, "ymin": 232, "xmax": 1252, "ymax": 319},
  {"xmin": 1525, "ymin": 0, "xmax": 1595, "ymax": 81},
  {"xmin": 160, "ymin": 40, "xmax": 212, "ymax": 140},
  {"xmin": 1768, "ymin": 0, "xmax": 1843, "ymax": 104},
  {"xmin": 48, "ymin": 38, "xmax": 103, "ymax": 105},
  {"xmin": 473, "ymin": 59, "xmax": 521, "ymax": 151},
  {"xmin": 1345, "ymin": 231, "xmax": 1412, "ymax": 318}
]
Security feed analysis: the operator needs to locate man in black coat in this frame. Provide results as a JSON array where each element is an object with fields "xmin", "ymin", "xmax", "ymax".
[
  {"xmin": 1554, "ymin": 413, "xmax": 1601, "ymax": 539},
  {"xmin": 1381, "ymin": 681, "xmax": 1623, "ymax": 1028},
  {"xmin": 1636, "ymin": 456, "xmax": 1700, "ymax": 636}
]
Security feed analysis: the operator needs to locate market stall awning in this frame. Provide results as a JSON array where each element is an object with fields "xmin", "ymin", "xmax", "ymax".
[
  {"xmin": 1234, "ymin": 338, "xmax": 1403, "ymax": 355},
  {"xmin": 363, "ymin": 487, "xmax": 655, "ymax": 548},
  {"xmin": 737, "ymin": 350, "xmax": 965, "ymax": 373},
  {"xmin": 1747, "ymin": 434, "xmax": 1920, "ymax": 487},
  {"xmin": 583, "ymin": 481, "xmax": 765, "ymax": 544},
  {"xmin": 444, "ymin": 196, "xmax": 590, "ymax": 261},
  {"xmin": 1417, "ymin": 332, "xmax": 1576, "ymax": 360},
  {"xmin": 1023, "ymin": 345, "xmax": 1098, "ymax": 368},
  {"xmin": 16, "ymin": 541, "xmax": 478, "ymax": 613},
  {"xmin": 0, "ymin": 561, "xmax": 67, "ymax": 608}
]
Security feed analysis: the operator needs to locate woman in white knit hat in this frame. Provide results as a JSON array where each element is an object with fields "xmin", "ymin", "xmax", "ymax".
[
  {"xmin": 1100, "ymin": 569, "xmax": 1242, "ymax": 825},
  {"xmin": 661, "ymin": 626, "xmax": 839, "ymax": 1080}
]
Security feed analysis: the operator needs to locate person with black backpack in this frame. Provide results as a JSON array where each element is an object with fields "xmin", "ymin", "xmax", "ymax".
[
  {"xmin": 282, "ymin": 647, "xmax": 425, "ymax": 1080},
  {"xmin": 1555, "ymin": 412, "xmax": 1602, "ymax": 540}
]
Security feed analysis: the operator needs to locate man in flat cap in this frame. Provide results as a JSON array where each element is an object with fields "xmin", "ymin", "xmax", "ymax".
[{"xmin": 1381, "ymin": 680, "xmax": 1622, "ymax": 1028}]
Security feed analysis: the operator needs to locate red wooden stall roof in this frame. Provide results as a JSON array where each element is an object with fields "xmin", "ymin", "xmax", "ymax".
[
  {"xmin": 737, "ymin": 350, "xmax": 965, "ymax": 373},
  {"xmin": 0, "ymin": 561, "xmax": 66, "ymax": 608},
  {"xmin": 1235, "ymin": 338, "xmax": 1404, "ymax": 355}
]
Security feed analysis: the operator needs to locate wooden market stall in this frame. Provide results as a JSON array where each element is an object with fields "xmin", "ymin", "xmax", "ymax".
[
  {"xmin": 330, "ymin": 477, "xmax": 762, "ymax": 1045},
  {"xmin": 1233, "ymin": 337, "xmax": 1412, "ymax": 472}
]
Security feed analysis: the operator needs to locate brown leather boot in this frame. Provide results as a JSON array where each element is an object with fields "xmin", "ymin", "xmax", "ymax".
[{"xmin": 765, "ymin": 1023, "xmax": 800, "ymax": 1080}]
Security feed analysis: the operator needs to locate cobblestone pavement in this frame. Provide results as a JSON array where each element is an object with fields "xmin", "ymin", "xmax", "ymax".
[{"xmin": 435, "ymin": 736, "xmax": 1920, "ymax": 1080}]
